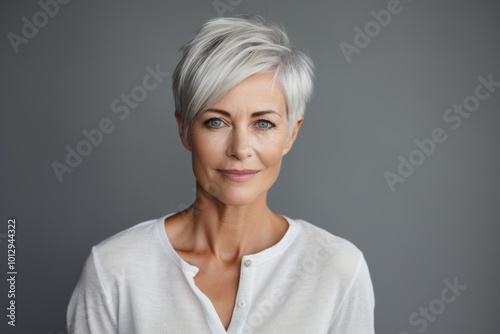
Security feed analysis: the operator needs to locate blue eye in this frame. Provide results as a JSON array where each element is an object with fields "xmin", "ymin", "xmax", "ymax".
[
  {"xmin": 206, "ymin": 118, "xmax": 223, "ymax": 128},
  {"xmin": 256, "ymin": 120, "xmax": 274, "ymax": 130}
]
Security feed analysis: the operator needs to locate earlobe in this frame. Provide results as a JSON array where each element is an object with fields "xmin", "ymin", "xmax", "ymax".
[
  {"xmin": 175, "ymin": 112, "xmax": 192, "ymax": 151},
  {"xmin": 282, "ymin": 117, "xmax": 304, "ymax": 156}
]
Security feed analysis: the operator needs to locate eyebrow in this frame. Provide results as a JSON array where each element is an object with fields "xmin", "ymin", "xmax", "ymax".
[{"xmin": 204, "ymin": 108, "xmax": 282, "ymax": 118}]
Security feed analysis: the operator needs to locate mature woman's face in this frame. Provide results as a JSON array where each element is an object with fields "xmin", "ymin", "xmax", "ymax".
[{"xmin": 177, "ymin": 71, "xmax": 302, "ymax": 207}]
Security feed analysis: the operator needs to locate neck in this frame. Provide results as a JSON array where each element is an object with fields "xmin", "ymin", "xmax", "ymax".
[{"xmin": 180, "ymin": 182, "xmax": 287, "ymax": 264}]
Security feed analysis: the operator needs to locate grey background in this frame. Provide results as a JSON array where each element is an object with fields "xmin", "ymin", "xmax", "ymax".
[{"xmin": 1, "ymin": 0, "xmax": 499, "ymax": 333}]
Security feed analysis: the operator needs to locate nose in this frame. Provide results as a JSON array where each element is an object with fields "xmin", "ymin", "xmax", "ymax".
[{"xmin": 226, "ymin": 127, "xmax": 252, "ymax": 159}]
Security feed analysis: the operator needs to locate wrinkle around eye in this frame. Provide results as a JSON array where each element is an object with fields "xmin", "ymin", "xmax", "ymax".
[
  {"xmin": 254, "ymin": 119, "xmax": 276, "ymax": 131},
  {"xmin": 203, "ymin": 117, "xmax": 226, "ymax": 129}
]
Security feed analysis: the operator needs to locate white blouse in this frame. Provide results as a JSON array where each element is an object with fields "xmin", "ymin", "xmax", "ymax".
[{"xmin": 67, "ymin": 213, "xmax": 375, "ymax": 333}]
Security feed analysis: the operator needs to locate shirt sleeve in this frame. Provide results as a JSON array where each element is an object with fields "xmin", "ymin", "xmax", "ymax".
[
  {"xmin": 329, "ymin": 253, "xmax": 375, "ymax": 334},
  {"xmin": 66, "ymin": 247, "xmax": 117, "ymax": 334}
]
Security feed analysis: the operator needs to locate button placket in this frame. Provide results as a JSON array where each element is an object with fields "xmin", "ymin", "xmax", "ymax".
[
  {"xmin": 226, "ymin": 257, "xmax": 256, "ymax": 333},
  {"xmin": 238, "ymin": 258, "xmax": 253, "ymax": 311}
]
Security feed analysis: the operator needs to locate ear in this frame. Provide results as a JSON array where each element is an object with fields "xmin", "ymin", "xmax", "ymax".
[
  {"xmin": 175, "ymin": 112, "xmax": 192, "ymax": 151},
  {"xmin": 282, "ymin": 117, "xmax": 304, "ymax": 156}
]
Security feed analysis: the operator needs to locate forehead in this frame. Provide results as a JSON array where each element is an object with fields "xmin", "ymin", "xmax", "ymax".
[{"xmin": 211, "ymin": 72, "xmax": 287, "ymax": 116}]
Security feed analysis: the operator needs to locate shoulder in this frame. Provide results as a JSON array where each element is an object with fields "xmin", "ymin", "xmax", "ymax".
[
  {"xmin": 291, "ymin": 217, "xmax": 364, "ymax": 259},
  {"xmin": 89, "ymin": 216, "xmax": 165, "ymax": 276},
  {"xmin": 93, "ymin": 217, "xmax": 159, "ymax": 252},
  {"xmin": 288, "ymin": 217, "xmax": 368, "ymax": 283}
]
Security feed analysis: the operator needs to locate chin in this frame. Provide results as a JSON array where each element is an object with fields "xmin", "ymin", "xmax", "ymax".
[
  {"xmin": 195, "ymin": 171, "xmax": 275, "ymax": 207},
  {"xmin": 214, "ymin": 187, "xmax": 264, "ymax": 207}
]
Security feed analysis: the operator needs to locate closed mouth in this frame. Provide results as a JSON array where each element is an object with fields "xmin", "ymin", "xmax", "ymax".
[
  {"xmin": 217, "ymin": 169, "xmax": 260, "ymax": 181},
  {"xmin": 218, "ymin": 169, "xmax": 259, "ymax": 175}
]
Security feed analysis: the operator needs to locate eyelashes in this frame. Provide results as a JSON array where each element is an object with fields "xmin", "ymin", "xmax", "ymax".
[
  {"xmin": 203, "ymin": 117, "xmax": 277, "ymax": 131},
  {"xmin": 255, "ymin": 119, "xmax": 276, "ymax": 130},
  {"xmin": 205, "ymin": 118, "xmax": 224, "ymax": 128}
]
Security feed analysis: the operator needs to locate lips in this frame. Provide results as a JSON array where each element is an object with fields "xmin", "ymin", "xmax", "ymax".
[{"xmin": 217, "ymin": 169, "xmax": 259, "ymax": 182}]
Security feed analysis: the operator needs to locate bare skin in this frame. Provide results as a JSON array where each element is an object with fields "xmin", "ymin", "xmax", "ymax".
[
  {"xmin": 165, "ymin": 72, "xmax": 302, "ymax": 330},
  {"xmin": 164, "ymin": 201, "xmax": 289, "ymax": 330}
]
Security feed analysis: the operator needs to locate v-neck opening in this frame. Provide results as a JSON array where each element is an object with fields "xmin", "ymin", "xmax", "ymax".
[{"xmin": 155, "ymin": 212, "xmax": 299, "ymax": 333}]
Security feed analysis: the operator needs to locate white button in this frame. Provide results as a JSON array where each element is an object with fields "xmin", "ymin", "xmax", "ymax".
[
  {"xmin": 244, "ymin": 259, "xmax": 253, "ymax": 267},
  {"xmin": 238, "ymin": 300, "xmax": 247, "ymax": 308}
]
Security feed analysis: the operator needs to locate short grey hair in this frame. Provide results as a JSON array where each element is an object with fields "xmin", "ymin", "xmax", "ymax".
[{"xmin": 172, "ymin": 15, "xmax": 314, "ymax": 135}]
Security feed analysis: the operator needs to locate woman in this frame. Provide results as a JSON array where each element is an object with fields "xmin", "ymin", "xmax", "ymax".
[{"xmin": 67, "ymin": 15, "xmax": 375, "ymax": 334}]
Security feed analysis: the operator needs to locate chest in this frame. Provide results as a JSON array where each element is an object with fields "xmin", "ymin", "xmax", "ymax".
[{"xmin": 192, "ymin": 260, "xmax": 242, "ymax": 330}]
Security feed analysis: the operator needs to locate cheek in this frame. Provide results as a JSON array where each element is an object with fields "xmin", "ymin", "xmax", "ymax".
[
  {"xmin": 190, "ymin": 126, "xmax": 288, "ymax": 167},
  {"xmin": 256, "ymin": 132, "xmax": 288, "ymax": 161},
  {"xmin": 191, "ymin": 132, "xmax": 226, "ymax": 164},
  {"xmin": 255, "ymin": 141, "xmax": 286, "ymax": 170}
]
